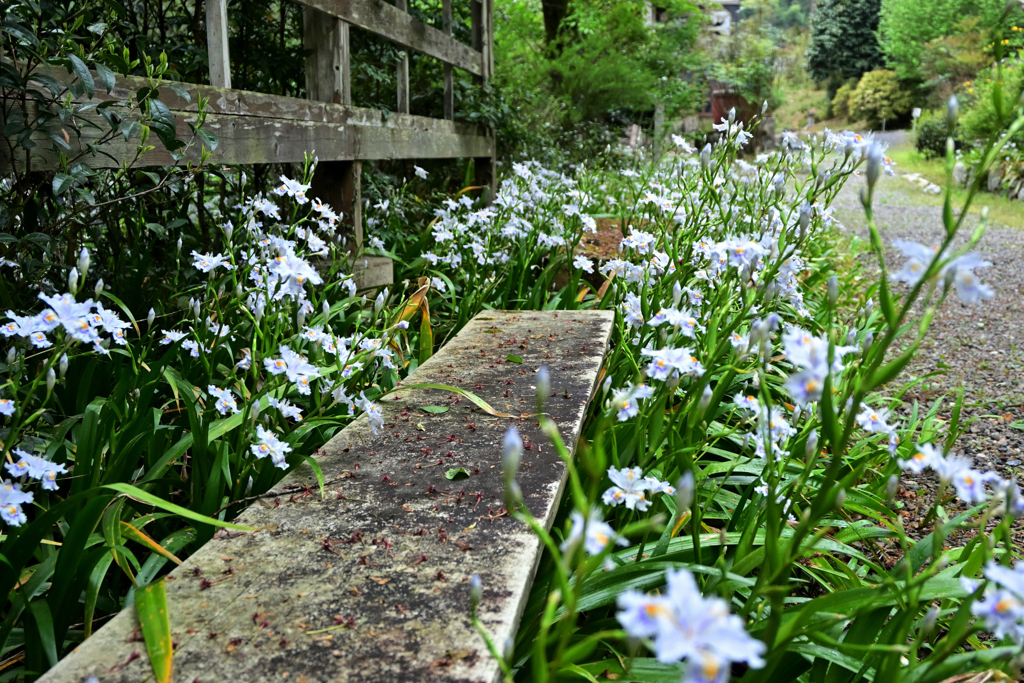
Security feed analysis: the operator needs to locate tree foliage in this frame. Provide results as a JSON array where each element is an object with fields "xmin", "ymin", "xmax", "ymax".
[
  {"xmin": 710, "ymin": 22, "xmax": 783, "ymax": 110},
  {"xmin": 494, "ymin": 0, "xmax": 706, "ymax": 158},
  {"xmin": 877, "ymin": 0, "xmax": 1013, "ymax": 81},
  {"xmin": 805, "ymin": 0, "xmax": 884, "ymax": 85}
]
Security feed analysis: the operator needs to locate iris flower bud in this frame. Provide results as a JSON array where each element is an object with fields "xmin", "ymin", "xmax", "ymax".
[
  {"xmin": 835, "ymin": 488, "xmax": 846, "ymax": 510},
  {"xmin": 46, "ymin": 367, "xmax": 56, "ymax": 395},
  {"xmin": 68, "ymin": 267, "xmax": 79, "ymax": 295},
  {"xmin": 235, "ymin": 284, "xmax": 244, "ymax": 299},
  {"xmin": 176, "ymin": 237, "xmax": 183, "ymax": 254},
  {"xmin": 798, "ymin": 202, "xmax": 810, "ymax": 239},
  {"xmin": 728, "ymin": 107, "xmax": 736, "ymax": 124},
  {"xmin": 676, "ymin": 470, "xmax": 695, "ymax": 513},
  {"xmin": 865, "ymin": 143, "xmax": 884, "ymax": 194},
  {"xmin": 922, "ymin": 606, "xmax": 939, "ymax": 637},
  {"xmin": 762, "ymin": 100, "xmax": 768, "ymax": 114},
  {"xmin": 698, "ymin": 384, "xmax": 713, "ymax": 418},
  {"xmin": 223, "ymin": 221, "xmax": 234, "ymax": 242},
  {"xmin": 374, "ymin": 291, "xmax": 384, "ymax": 314},
  {"xmin": 254, "ymin": 299, "xmax": 265, "ymax": 323},
  {"xmin": 78, "ymin": 247, "xmax": 90, "ymax": 278},
  {"xmin": 469, "ymin": 574, "xmax": 483, "ymax": 613},
  {"xmin": 700, "ymin": 144, "xmax": 712, "ymax": 171},
  {"xmin": 805, "ymin": 430, "xmax": 819, "ymax": 462},
  {"xmin": 946, "ymin": 95, "xmax": 959, "ymax": 131},
  {"xmin": 502, "ymin": 426, "xmax": 523, "ymax": 487},
  {"xmin": 6, "ymin": 348, "xmax": 15, "ymax": 364},
  {"xmin": 94, "ymin": 278, "xmax": 104, "ymax": 298},
  {"xmin": 297, "ymin": 307, "xmax": 306, "ymax": 330},
  {"xmin": 827, "ymin": 276, "xmax": 838, "ymax": 307},
  {"xmin": 672, "ymin": 281, "xmax": 682, "ymax": 308},
  {"xmin": 322, "ymin": 300, "xmax": 331, "ymax": 322},
  {"xmin": 535, "ymin": 365, "xmax": 551, "ymax": 406},
  {"xmin": 147, "ymin": 308, "xmax": 156, "ymax": 327}
]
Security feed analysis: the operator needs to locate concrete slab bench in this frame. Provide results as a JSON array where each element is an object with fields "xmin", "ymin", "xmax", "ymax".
[{"xmin": 43, "ymin": 310, "xmax": 614, "ymax": 683}]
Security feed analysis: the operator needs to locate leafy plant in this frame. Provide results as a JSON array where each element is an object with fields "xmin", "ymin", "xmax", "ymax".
[
  {"xmin": 830, "ymin": 80, "xmax": 856, "ymax": 120},
  {"xmin": 848, "ymin": 69, "xmax": 913, "ymax": 127},
  {"xmin": 0, "ymin": 0, "xmax": 220, "ymax": 318},
  {"xmin": 405, "ymin": 66, "xmax": 1024, "ymax": 683},
  {"xmin": 915, "ymin": 110, "xmax": 965, "ymax": 158},
  {"xmin": 959, "ymin": 50, "xmax": 1024, "ymax": 141},
  {"xmin": 0, "ymin": 155, "xmax": 446, "ymax": 678}
]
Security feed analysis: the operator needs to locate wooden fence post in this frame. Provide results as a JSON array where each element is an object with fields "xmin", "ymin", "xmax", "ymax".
[
  {"xmin": 396, "ymin": 0, "xmax": 410, "ymax": 114},
  {"xmin": 303, "ymin": 9, "xmax": 350, "ymax": 105},
  {"xmin": 470, "ymin": 0, "xmax": 483, "ymax": 63},
  {"xmin": 304, "ymin": 7, "xmax": 362, "ymax": 248},
  {"xmin": 471, "ymin": 0, "xmax": 496, "ymax": 203},
  {"xmin": 442, "ymin": 0, "xmax": 454, "ymax": 121},
  {"xmin": 653, "ymin": 103, "xmax": 665, "ymax": 157},
  {"xmin": 485, "ymin": 0, "xmax": 494, "ymax": 80},
  {"xmin": 206, "ymin": 0, "xmax": 231, "ymax": 88}
]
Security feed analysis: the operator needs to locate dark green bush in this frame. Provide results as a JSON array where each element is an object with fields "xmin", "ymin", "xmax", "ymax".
[{"xmin": 914, "ymin": 110, "xmax": 964, "ymax": 158}]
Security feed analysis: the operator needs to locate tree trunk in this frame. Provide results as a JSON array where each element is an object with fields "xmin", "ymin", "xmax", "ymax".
[{"xmin": 541, "ymin": 0, "xmax": 570, "ymax": 46}]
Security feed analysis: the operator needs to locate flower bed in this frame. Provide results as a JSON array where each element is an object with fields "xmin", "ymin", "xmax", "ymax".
[{"xmin": 2, "ymin": 108, "xmax": 1023, "ymax": 682}]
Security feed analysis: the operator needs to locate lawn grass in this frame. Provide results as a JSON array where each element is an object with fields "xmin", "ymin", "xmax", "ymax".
[
  {"xmin": 773, "ymin": 84, "xmax": 830, "ymax": 131},
  {"xmin": 887, "ymin": 142, "xmax": 1024, "ymax": 228}
]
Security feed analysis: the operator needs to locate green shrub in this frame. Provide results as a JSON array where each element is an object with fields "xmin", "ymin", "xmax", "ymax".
[
  {"xmin": 914, "ymin": 110, "xmax": 965, "ymax": 158},
  {"xmin": 830, "ymin": 81, "xmax": 855, "ymax": 119},
  {"xmin": 848, "ymin": 69, "xmax": 913, "ymax": 127}
]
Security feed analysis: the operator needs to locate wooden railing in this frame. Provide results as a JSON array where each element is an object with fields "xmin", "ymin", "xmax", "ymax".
[{"xmin": 2, "ymin": 0, "xmax": 497, "ymax": 249}]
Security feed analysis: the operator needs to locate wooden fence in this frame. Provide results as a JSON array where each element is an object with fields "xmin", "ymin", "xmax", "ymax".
[{"xmin": 2, "ymin": 0, "xmax": 497, "ymax": 250}]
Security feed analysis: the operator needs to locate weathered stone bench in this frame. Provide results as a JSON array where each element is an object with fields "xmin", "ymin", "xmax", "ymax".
[{"xmin": 43, "ymin": 310, "xmax": 614, "ymax": 683}]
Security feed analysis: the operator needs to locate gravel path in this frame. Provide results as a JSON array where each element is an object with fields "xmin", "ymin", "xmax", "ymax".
[{"xmin": 830, "ymin": 169, "xmax": 1024, "ymax": 544}]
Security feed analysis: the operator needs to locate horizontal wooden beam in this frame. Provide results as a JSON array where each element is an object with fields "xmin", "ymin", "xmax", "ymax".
[
  {"xmin": 1, "ymin": 71, "xmax": 493, "ymax": 172},
  {"xmin": 2, "ymin": 110, "xmax": 494, "ymax": 171},
  {"xmin": 294, "ymin": 0, "xmax": 482, "ymax": 76}
]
